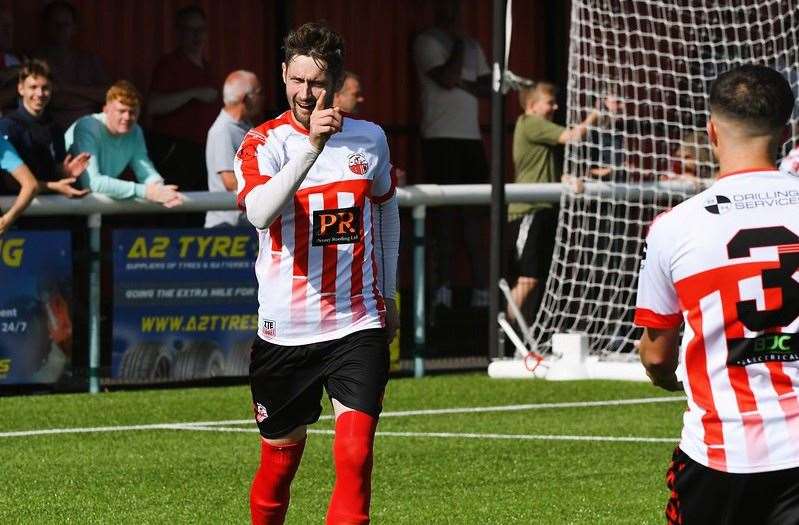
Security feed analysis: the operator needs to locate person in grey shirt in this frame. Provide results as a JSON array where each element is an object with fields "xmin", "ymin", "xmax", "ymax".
[{"xmin": 205, "ymin": 70, "xmax": 263, "ymax": 227}]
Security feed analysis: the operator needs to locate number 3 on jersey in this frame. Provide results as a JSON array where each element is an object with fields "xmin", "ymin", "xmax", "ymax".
[{"xmin": 725, "ymin": 226, "xmax": 799, "ymax": 365}]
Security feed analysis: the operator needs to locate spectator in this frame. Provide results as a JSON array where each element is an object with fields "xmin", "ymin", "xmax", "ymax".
[
  {"xmin": 34, "ymin": 1, "xmax": 109, "ymax": 130},
  {"xmin": 507, "ymin": 82, "xmax": 616, "ymax": 321},
  {"xmin": 147, "ymin": 5, "xmax": 218, "ymax": 194},
  {"xmin": 0, "ymin": 137, "xmax": 37, "ymax": 235},
  {"xmin": 665, "ymin": 130, "xmax": 715, "ymax": 185},
  {"xmin": 780, "ymin": 143, "xmax": 799, "ymax": 176},
  {"xmin": 333, "ymin": 71, "xmax": 364, "ymax": 114},
  {"xmin": 205, "ymin": 70, "xmax": 262, "ymax": 228},
  {"xmin": 334, "ymin": 70, "xmax": 408, "ymax": 187},
  {"xmin": 0, "ymin": 8, "xmax": 22, "ymax": 113},
  {"xmin": 0, "ymin": 59, "xmax": 89, "ymax": 198},
  {"xmin": 414, "ymin": 0, "xmax": 491, "ymax": 308},
  {"xmin": 64, "ymin": 81, "xmax": 183, "ymax": 207}
]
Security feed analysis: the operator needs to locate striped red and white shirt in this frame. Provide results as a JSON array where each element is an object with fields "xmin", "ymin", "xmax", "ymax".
[
  {"xmin": 635, "ymin": 169, "xmax": 799, "ymax": 473},
  {"xmin": 235, "ymin": 111, "xmax": 396, "ymax": 345}
]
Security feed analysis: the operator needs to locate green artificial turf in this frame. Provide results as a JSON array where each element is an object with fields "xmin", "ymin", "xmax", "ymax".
[{"xmin": 1, "ymin": 374, "xmax": 684, "ymax": 524}]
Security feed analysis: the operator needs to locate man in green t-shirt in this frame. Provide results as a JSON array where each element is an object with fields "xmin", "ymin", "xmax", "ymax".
[{"xmin": 507, "ymin": 81, "xmax": 616, "ymax": 321}]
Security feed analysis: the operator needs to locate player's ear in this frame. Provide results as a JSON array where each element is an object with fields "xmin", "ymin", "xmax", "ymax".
[
  {"xmin": 281, "ymin": 63, "xmax": 287, "ymax": 84},
  {"xmin": 707, "ymin": 118, "xmax": 718, "ymax": 148}
]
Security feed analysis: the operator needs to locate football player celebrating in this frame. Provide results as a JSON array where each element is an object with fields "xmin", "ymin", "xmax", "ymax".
[{"xmin": 235, "ymin": 22, "xmax": 399, "ymax": 525}]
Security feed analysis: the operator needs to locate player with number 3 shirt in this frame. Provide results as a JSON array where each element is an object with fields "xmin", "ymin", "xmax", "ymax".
[{"xmin": 635, "ymin": 65, "xmax": 799, "ymax": 524}]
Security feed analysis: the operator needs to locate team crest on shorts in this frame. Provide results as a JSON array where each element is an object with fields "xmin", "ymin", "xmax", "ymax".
[
  {"xmin": 254, "ymin": 402, "xmax": 269, "ymax": 423},
  {"xmin": 348, "ymin": 152, "xmax": 369, "ymax": 175}
]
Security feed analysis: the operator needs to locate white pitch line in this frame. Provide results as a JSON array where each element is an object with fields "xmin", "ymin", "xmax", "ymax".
[
  {"xmin": 0, "ymin": 396, "xmax": 685, "ymax": 438},
  {"xmin": 174, "ymin": 395, "xmax": 686, "ymax": 426},
  {"xmin": 371, "ymin": 395, "xmax": 685, "ymax": 419},
  {"xmin": 174, "ymin": 425, "xmax": 678, "ymax": 444}
]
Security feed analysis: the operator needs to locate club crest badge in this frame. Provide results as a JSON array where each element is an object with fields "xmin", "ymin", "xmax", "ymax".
[
  {"xmin": 254, "ymin": 403, "xmax": 269, "ymax": 423},
  {"xmin": 348, "ymin": 152, "xmax": 369, "ymax": 175}
]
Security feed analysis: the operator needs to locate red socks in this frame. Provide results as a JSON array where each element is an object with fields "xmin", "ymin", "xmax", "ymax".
[
  {"xmin": 250, "ymin": 438, "xmax": 306, "ymax": 525},
  {"xmin": 250, "ymin": 411, "xmax": 377, "ymax": 525},
  {"xmin": 326, "ymin": 411, "xmax": 378, "ymax": 525}
]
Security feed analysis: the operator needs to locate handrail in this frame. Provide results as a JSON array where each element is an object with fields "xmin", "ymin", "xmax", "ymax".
[{"xmin": 0, "ymin": 180, "xmax": 698, "ymax": 215}]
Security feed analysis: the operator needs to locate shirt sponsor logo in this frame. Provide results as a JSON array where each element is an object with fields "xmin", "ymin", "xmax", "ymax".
[
  {"xmin": 704, "ymin": 195, "xmax": 733, "ymax": 215},
  {"xmin": 263, "ymin": 319, "xmax": 276, "ymax": 337},
  {"xmin": 727, "ymin": 333, "xmax": 798, "ymax": 366},
  {"xmin": 348, "ymin": 152, "xmax": 369, "ymax": 175},
  {"xmin": 312, "ymin": 206, "xmax": 361, "ymax": 246},
  {"xmin": 729, "ymin": 190, "xmax": 799, "ymax": 210}
]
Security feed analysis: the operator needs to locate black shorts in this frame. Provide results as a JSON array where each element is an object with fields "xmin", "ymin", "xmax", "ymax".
[
  {"xmin": 421, "ymin": 138, "xmax": 488, "ymax": 184},
  {"xmin": 507, "ymin": 207, "xmax": 557, "ymax": 279},
  {"xmin": 249, "ymin": 328, "xmax": 390, "ymax": 439},
  {"xmin": 665, "ymin": 447, "xmax": 799, "ymax": 525}
]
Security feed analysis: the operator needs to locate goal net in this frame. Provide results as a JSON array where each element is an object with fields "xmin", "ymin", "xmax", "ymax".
[{"xmin": 528, "ymin": 0, "xmax": 799, "ymax": 359}]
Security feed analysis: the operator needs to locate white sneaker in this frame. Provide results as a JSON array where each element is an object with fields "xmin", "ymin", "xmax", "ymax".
[
  {"xmin": 433, "ymin": 285, "xmax": 453, "ymax": 308},
  {"xmin": 470, "ymin": 288, "xmax": 489, "ymax": 308}
]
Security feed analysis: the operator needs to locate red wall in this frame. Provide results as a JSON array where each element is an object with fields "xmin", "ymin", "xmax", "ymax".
[
  {"xmin": 291, "ymin": 0, "xmax": 550, "ymax": 182},
  {"xmin": 2, "ymin": 0, "xmax": 555, "ymax": 181},
  {"xmin": 0, "ymin": 0, "xmax": 275, "ymax": 111}
]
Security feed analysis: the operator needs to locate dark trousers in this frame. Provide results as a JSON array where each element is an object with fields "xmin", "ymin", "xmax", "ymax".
[
  {"xmin": 146, "ymin": 132, "xmax": 207, "ymax": 228},
  {"xmin": 421, "ymin": 138, "xmax": 489, "ymax": 289}
]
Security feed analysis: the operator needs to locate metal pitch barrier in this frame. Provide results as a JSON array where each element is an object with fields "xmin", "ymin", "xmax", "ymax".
[{"xmin": 1, "ymin": 181, "xmax": 689, "ymax": 392}]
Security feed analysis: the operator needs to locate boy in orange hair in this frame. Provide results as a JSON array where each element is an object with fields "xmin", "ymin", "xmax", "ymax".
[{"xmin": 65, "ymin": 80, "xmax": 183, "ymax": 207}]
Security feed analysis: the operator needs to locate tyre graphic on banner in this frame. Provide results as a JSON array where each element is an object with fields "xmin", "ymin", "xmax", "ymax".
[
  {"xmin": 0, "ymin": 231, "xmax": 73, "ymax": 385},
  {"xmin": 112, "ymin": 227, "xmax": 259, "ymax": 382}
]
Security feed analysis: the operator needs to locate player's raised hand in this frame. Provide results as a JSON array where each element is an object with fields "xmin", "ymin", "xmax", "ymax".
[{"xmin": 309, "ymin": 89, "xmax": 342, "ymax": 150}]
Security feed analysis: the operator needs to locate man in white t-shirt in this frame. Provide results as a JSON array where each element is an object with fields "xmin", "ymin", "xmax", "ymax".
[
  {"xmin": 635, "ymin": 65, "xmax": 799, "ymax": 524},
  {"xmin": 413, "ymin": 0, "xmax": 491, "ymax": 308},
  {"xmin": 236, "ymin": 22, "xmax": 399, "ymax": 525},
  {"xmin": 205, "ymin": 70, "xmax": 262, "ymax": 228}
]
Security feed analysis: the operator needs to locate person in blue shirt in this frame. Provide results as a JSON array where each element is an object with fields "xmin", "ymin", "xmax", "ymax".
[
  {"xmin": 0, "ymin": 59, "xmax": 90, "ymax": 198},
  {"xmin": 0, "ymin": 136, "xmax": 37, "ymax": 235},
  {"xmin": 65, "ymin": 81, "xmax": 183, "ymax": 207}
]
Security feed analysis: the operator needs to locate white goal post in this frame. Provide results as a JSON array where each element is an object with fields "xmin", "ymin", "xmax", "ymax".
[{"xmin": 495, "ymin": 0, "xmax": 799, "ymax": 379}]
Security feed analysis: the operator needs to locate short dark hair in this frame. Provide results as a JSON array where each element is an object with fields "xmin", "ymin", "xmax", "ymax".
[
  {"xmin": 42, "ymin": 1, "xmax": 78, "ymax": 23},
  {"xmin": 708, "ymin": 65, "xmax": 794, "ymax": 135},
  {"xmin": 175, "ymin": 5, "xmax": 206, "ymax": 26},
  {"xmin": 18, "ymin": 59, "xmax": 52, "ymax": 84},
  {"xmin": 284, "ymin": 22, "xmax": 345, "ymax": 89}
]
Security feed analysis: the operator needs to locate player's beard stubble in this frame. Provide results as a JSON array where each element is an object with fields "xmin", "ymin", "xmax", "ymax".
[{"xmin": 291, "ymin": 94, "xmax": 315, "ymax": 129}]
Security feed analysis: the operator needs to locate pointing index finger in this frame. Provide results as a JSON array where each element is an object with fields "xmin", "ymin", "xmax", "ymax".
[{"xmin": 315, "ymin": 90, "xmax": 327, "ymax": 112}]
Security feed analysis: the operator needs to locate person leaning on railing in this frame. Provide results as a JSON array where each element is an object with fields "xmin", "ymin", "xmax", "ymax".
[
  {"xmin": 64, "ymin": 80, "xmax": 183, "ymax": 207},
  {"xmin": 0, "ymin": 136, "xmax": 37, "ymax": 235}
]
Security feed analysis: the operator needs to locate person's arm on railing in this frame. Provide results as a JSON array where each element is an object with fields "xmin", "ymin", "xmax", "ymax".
[
  {"xmin": 130, "ymin": 125, "xmax": 183, "ymax": 208},
  {"xmin": 0, "ymin": 162, "xmax": 38, "ymax": 235}
]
